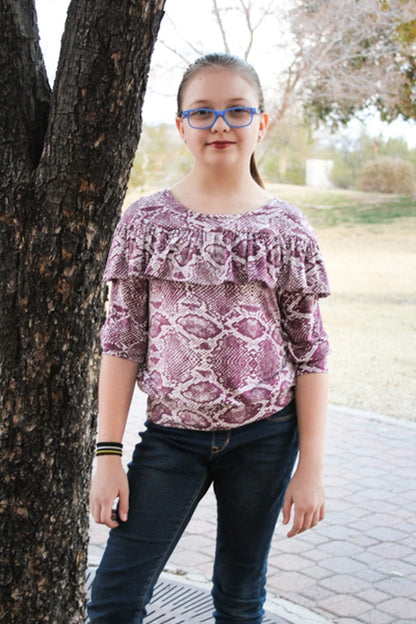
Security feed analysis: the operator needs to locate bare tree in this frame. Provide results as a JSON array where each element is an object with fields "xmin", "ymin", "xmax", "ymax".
[
  {"xmin": 157, "ymin": 0, "xmax": 277, "ymax": 66},
  {"xmin": 287, "ymin": 0, "xmax": 416, "ymax": 125},
  {"xmin": 212, "ymin": 0, "xmax": 232, "ymax": 53},
  {"xmin": 211, "ymin": 0, "xmax": 276, "ymax": 60},
  {"xmin": 0, "ymin": 0, "xmax": 165, "ymax": 621},
  {"xmin": 154, "ymin": 0, "xmax": 415, "ymax": 127}
]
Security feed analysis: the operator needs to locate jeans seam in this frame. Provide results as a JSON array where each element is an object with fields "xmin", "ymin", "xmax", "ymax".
[
  {"xmin": 265, "ymin": 412, "xmax": 295, "ymax": 423},
  {"xmin": 211, "ymin": 431, "xmax": 231, "ymax": 455},
  {"xmin": 135, "ymin": 471, "xmax": 210, "ymax": 620}
]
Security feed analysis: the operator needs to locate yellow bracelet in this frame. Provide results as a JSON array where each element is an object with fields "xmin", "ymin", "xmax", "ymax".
[{"xmin": 96, "ymin": 441, "xmax": 123, "ymax": 457}]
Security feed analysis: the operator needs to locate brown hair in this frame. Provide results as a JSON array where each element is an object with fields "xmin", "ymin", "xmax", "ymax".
[{"xmin": 177, "ymin": 53, "xmax": 265, "ymax": 188}]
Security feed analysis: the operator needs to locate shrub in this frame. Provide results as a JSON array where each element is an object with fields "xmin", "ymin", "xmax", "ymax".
[
  {"xmin": 331, "ymin": 156, "xmax": 357, "ymax": 189},
  {"xmin": 357, "ymin": 157, "xmax": 416, "ymax": 194}
]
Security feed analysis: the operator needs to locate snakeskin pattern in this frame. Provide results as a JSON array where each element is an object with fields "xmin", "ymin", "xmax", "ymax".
[{"xmin": 100, "ymin": 190, "xmax": 330, "ymax": 430}]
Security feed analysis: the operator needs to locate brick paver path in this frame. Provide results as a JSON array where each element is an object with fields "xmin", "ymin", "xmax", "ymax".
[{"xmin": 89, "ymin": 391, "xmax": 416, "ymax": 624}]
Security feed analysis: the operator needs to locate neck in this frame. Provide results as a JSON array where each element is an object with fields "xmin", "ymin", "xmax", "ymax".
[
  {"xmin": 186, "ymin": 162, "xmax": 258, "ymax": 195},
  {"xmin": 170, "ymin": 165, "xmax": 271, "ymax": 216}
]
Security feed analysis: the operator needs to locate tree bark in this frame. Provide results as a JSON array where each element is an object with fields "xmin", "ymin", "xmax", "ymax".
[{"xmin": 0, "ymin": 1, "xmax": 165, "ymax": 621}]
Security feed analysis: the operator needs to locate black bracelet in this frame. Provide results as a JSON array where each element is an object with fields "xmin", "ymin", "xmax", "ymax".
[{"xmin": 96, "ymin": 441, "xmax": 123, "ymax": 457}]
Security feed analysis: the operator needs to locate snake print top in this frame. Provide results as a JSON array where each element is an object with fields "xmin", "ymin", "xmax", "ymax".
[{"xmin": 100, "ymin": 190, "xmax": 330, "ymax": 430}]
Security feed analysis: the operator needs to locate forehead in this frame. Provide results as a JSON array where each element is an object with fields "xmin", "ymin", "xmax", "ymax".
[{"xmin": 181, "ymin": 67, "xmax": 258, "ymax": 107}]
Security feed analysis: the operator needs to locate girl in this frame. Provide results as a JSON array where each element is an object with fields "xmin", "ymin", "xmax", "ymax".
[{"xmin": 88, "ymin": 53, "xmax": 330, "ymax": 624}]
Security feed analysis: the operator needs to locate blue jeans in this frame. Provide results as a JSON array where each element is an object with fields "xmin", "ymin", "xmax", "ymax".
[{"xmin": 88, "ymin": 401, "xmax": 298, "ymax": 624}]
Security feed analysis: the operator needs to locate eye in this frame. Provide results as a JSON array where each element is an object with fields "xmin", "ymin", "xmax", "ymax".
[
  {"xmin": 228, "ymin": 107, "xmax": 250, "ymax": 118},
  {"xmin": 189, "ymin": 108, "xmax": 213, "ymax": 119},
  {"xmin": 225, "ymin": 107, "xmax": 254, "ymax": 126}
]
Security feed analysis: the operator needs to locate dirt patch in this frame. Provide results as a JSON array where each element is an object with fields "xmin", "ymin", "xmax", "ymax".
[{"xmin": 316, "ymin": 218, "xmax": 416, "ymax": 421}]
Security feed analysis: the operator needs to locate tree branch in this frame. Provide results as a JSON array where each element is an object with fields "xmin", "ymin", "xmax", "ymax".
[
  {"xmin": 0, "ymin": 0, "xmax": 51, "ymax": 183},
  {"xmin": 237, "ymin": 0, "xmax": 276, "ymax": 61},
  {"xmin": 212, "ymin": 0, "xmax": 231, "ymax": 53},
  {"xmin": 160, "ymin": 13, "xmax": 204, "ymax": 59},
  {"xmin": 36, "ymin": 0, "xmax": 166, "ymax": 220}
]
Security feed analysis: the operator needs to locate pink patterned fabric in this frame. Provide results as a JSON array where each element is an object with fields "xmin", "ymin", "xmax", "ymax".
[{"xmin": 101, "ymin": 190, "xmax": 330, "ymax": 430}]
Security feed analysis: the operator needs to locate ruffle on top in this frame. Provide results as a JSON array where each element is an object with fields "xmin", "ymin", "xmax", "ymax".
[{"xmin": 103, "ymin": 190, "xmax": 330, "ymax": 296}]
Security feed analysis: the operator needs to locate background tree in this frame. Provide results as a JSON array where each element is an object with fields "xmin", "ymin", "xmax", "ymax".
[
  {"xmin": 152, "ymin": 0, "xmax": 416, "ymax": 128},
  {"xmin": 133, "ymin": 0, "xmax": 414, "ymax": 195},
  {"xmin": 292, "ymin": 0, "xmax": 416, "ymax": 126},
  {"xmin": 0, "ymin": 1, "xmax": 166, "ymax": 622},
  {"xmin": 308, "ymin": 127, "xmax": 416, "ymax": 190},
  {"xmin": 137, "ymin": 123, "xmax": 192, "ymax": 187},
  {"xmin": 257, "ymin": 112, "xmax": 313, "ymax": 184}
]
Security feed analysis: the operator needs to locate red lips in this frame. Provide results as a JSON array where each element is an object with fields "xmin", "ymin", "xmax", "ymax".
[{"xmin": 207, "ymin": 141, "xmax": 234, "ymax": 149}]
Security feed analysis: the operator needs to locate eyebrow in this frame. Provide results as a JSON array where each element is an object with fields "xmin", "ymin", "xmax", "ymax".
[{"xmin": 187, "ymin": 98, "xmax": 253, "ymax": 108}]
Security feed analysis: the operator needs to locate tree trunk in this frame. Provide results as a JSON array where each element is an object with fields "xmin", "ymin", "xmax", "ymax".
[{"xmin": 0, "ymin": 1, "xmax": 165, "ymax": 621}]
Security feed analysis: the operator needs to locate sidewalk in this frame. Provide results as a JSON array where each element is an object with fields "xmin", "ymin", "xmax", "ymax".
[{"xmin": 89, "ymin": 390, "xmax": 416, "ymax": 623}]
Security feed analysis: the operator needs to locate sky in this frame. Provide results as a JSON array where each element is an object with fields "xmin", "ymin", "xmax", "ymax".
[{"xmin": 35, "ymin": 0, "xmax": 416, "ymax": 148}]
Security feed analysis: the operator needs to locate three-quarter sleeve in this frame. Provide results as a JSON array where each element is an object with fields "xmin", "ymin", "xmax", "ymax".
[
  {"xmin": 100, "ymin": 277, "xmax": 148, "ymax": 367},
  {"xmin": 277, "ymin": 291, "xmax": 330, "ymax": 375}
]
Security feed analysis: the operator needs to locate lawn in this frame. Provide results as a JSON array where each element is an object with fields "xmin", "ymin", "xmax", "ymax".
[
  {"xmin": 268, "ymin": 184, "xmax": 416, "ymax": 421},
  {"xmin": 268, "ymin": 184, "xmax": 416, "ymax": 227}
]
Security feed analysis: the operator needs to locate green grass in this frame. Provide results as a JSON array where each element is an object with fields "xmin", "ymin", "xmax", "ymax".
[{"xmin": 267, "ymin": 184, "xmax": 416, "ymax": 228}]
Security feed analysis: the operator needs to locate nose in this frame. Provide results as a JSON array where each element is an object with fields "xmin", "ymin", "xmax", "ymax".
[{"xmin": 210, "ymin": 113, "xmax": 230, "ymax": 131}]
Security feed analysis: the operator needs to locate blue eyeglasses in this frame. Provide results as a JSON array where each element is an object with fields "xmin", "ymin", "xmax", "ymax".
[{"xmin": 181, "ymin": 106, "xmax": 262, "ymax": 129}]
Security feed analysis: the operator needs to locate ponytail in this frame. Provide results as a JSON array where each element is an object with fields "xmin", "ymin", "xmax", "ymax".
[{"xmin": 250, "ymin": 153, "xmax": 265, "ymax": 189}]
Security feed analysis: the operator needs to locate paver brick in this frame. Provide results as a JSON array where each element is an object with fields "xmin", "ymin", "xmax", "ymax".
[
  {"xmin": 379, "ymin": 596, "xmax": 416, "ymax": 619},
  {"xmin": 268, "ymin": 553, "xmax": 313, "ymax": 572},
  {"xmin": 368, "ymin": 541, "xmax": 413, "ymax": 559},
  {"xmin": 320, "ymin": 573, "xmax": 372, "ymax": 594},
  {"xmin": 373, "ymin": 560, "xmax": 416, "ymax": 577},
  {"xmin": 322, "ymin": 524, "xmax": 361, "ymax": 540},
  {"xmin": 366, "ymin": 513, "xmax": 403, "ymax": 528},
  {"xmin": 266, "ymin": 571, "xmax": 314, "ymax": 593},
  {"xmin": 365, "ymin": 526, "xmax": 409, "ymax": 542},
  {"xmin": 319, "ymin": 539, "xmax": 363, "ymax": 557},
  {"xmin": 301, "ymin": 564, "xmax": 334, "ymax": 580},
  {"xmin": 357, "ymin": 589, "xmax": 392, "ymax": 605},
  {"xmin": 318, "ymin": 594, "xmax": 371, "ymax": 617},
  {"xmin": 299, "ymin": 583, "xmax": 334, "ymax": 602},
  {"xmin": 320, "ymin": 555, "xmax": 368, "ymax": 574},
  {"xmin": 302, "ymin": 548, "xmax": 330, "ymax": 562},
  {"xmin": 359, "ymin": 609, "xmax": 394, "ymax": 624},
  {"xmin": 351, "ymin": 534, "xmax": 380, "ymax": 548},
  {"xmin": 374, "ymin": 576, "xmax": 416, "ymax": 599}
]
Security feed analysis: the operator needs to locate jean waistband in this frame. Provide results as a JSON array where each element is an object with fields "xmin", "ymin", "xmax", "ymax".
[{"xmin": 145, "ymin": 399, "xmax": 296, "ymax": 435}]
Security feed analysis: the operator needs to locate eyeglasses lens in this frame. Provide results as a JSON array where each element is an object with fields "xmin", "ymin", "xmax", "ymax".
[
  {"xmin": 188, "ymin": 108, "xmax": 253, "ymax": 128},
  {"xmin": 188, "ymin": 110, "xmax": 215, "ymax": 128},
  {"xmin": 225, "ymin": 108, "xmax": 252, "ymax": 127}
]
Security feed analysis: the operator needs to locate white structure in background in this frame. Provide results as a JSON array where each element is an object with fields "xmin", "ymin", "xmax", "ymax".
[{"xmin": 306, "ymin": 159, "xmax": 334, "ymax": 188}]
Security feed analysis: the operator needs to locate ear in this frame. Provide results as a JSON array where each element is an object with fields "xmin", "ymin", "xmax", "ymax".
[
  {"xmin": 176, "ymin": 116, "xmax": 186, "ymax": 141},
  {"xmin": 258, "ymin": 112, "xmax": 269, "ymax": 141}
]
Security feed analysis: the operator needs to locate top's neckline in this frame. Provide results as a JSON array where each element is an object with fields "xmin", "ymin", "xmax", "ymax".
[{"xmin": 164, "ymin": 189, "xmax": 275, "ymax": 219}]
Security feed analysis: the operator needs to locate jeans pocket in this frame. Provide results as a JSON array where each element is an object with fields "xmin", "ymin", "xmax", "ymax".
[
  {"xmin": 266, "ymin": 412, "xmax": 295, "ymax": 423},
  {"xmin": 265, "ymin": 400, "xmax": 296, "ymax": 423}
]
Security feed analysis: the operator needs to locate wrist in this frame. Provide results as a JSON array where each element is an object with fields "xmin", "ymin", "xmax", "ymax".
[
  {"xmin": 96, "ymin": 441, "xmax": 123, "ymax": 458},
  {"xmin": 96, "ymin": 454, "xmax": 123, "ymax": 462},
  {"xmin": 297, "ymin": 453, "xmax": 325, "ymax": 475}
]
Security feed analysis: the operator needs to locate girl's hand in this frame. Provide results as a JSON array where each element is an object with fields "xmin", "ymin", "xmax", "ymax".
[
  {"xmin": 282, "ymin": 466, "xmax": 325, "ymax": 538},
  {"xmin": 89, "ymin": 456, "xmax": 129, "ymax": 529}
]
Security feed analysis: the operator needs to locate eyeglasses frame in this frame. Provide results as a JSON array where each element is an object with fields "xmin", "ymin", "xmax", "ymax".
[{"xmin": 180, "ymin": 106, "xmax": 262, "ymax": 129}]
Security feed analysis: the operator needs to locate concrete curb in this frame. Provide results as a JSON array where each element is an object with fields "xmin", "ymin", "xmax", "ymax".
[{"xmin": 329, "ymin": 402, "xmax": 416, "ymax": 430}]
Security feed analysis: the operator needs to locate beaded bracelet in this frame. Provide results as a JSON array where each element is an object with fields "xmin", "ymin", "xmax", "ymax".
[{"xmin": 96, "ymin": 441, "xmax": 123, "ymax": 457}]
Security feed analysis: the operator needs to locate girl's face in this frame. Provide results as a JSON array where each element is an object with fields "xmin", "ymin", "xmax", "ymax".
[{"xmin": 176, "ymin": 68, "xmax": 268, "ymax": 173}]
